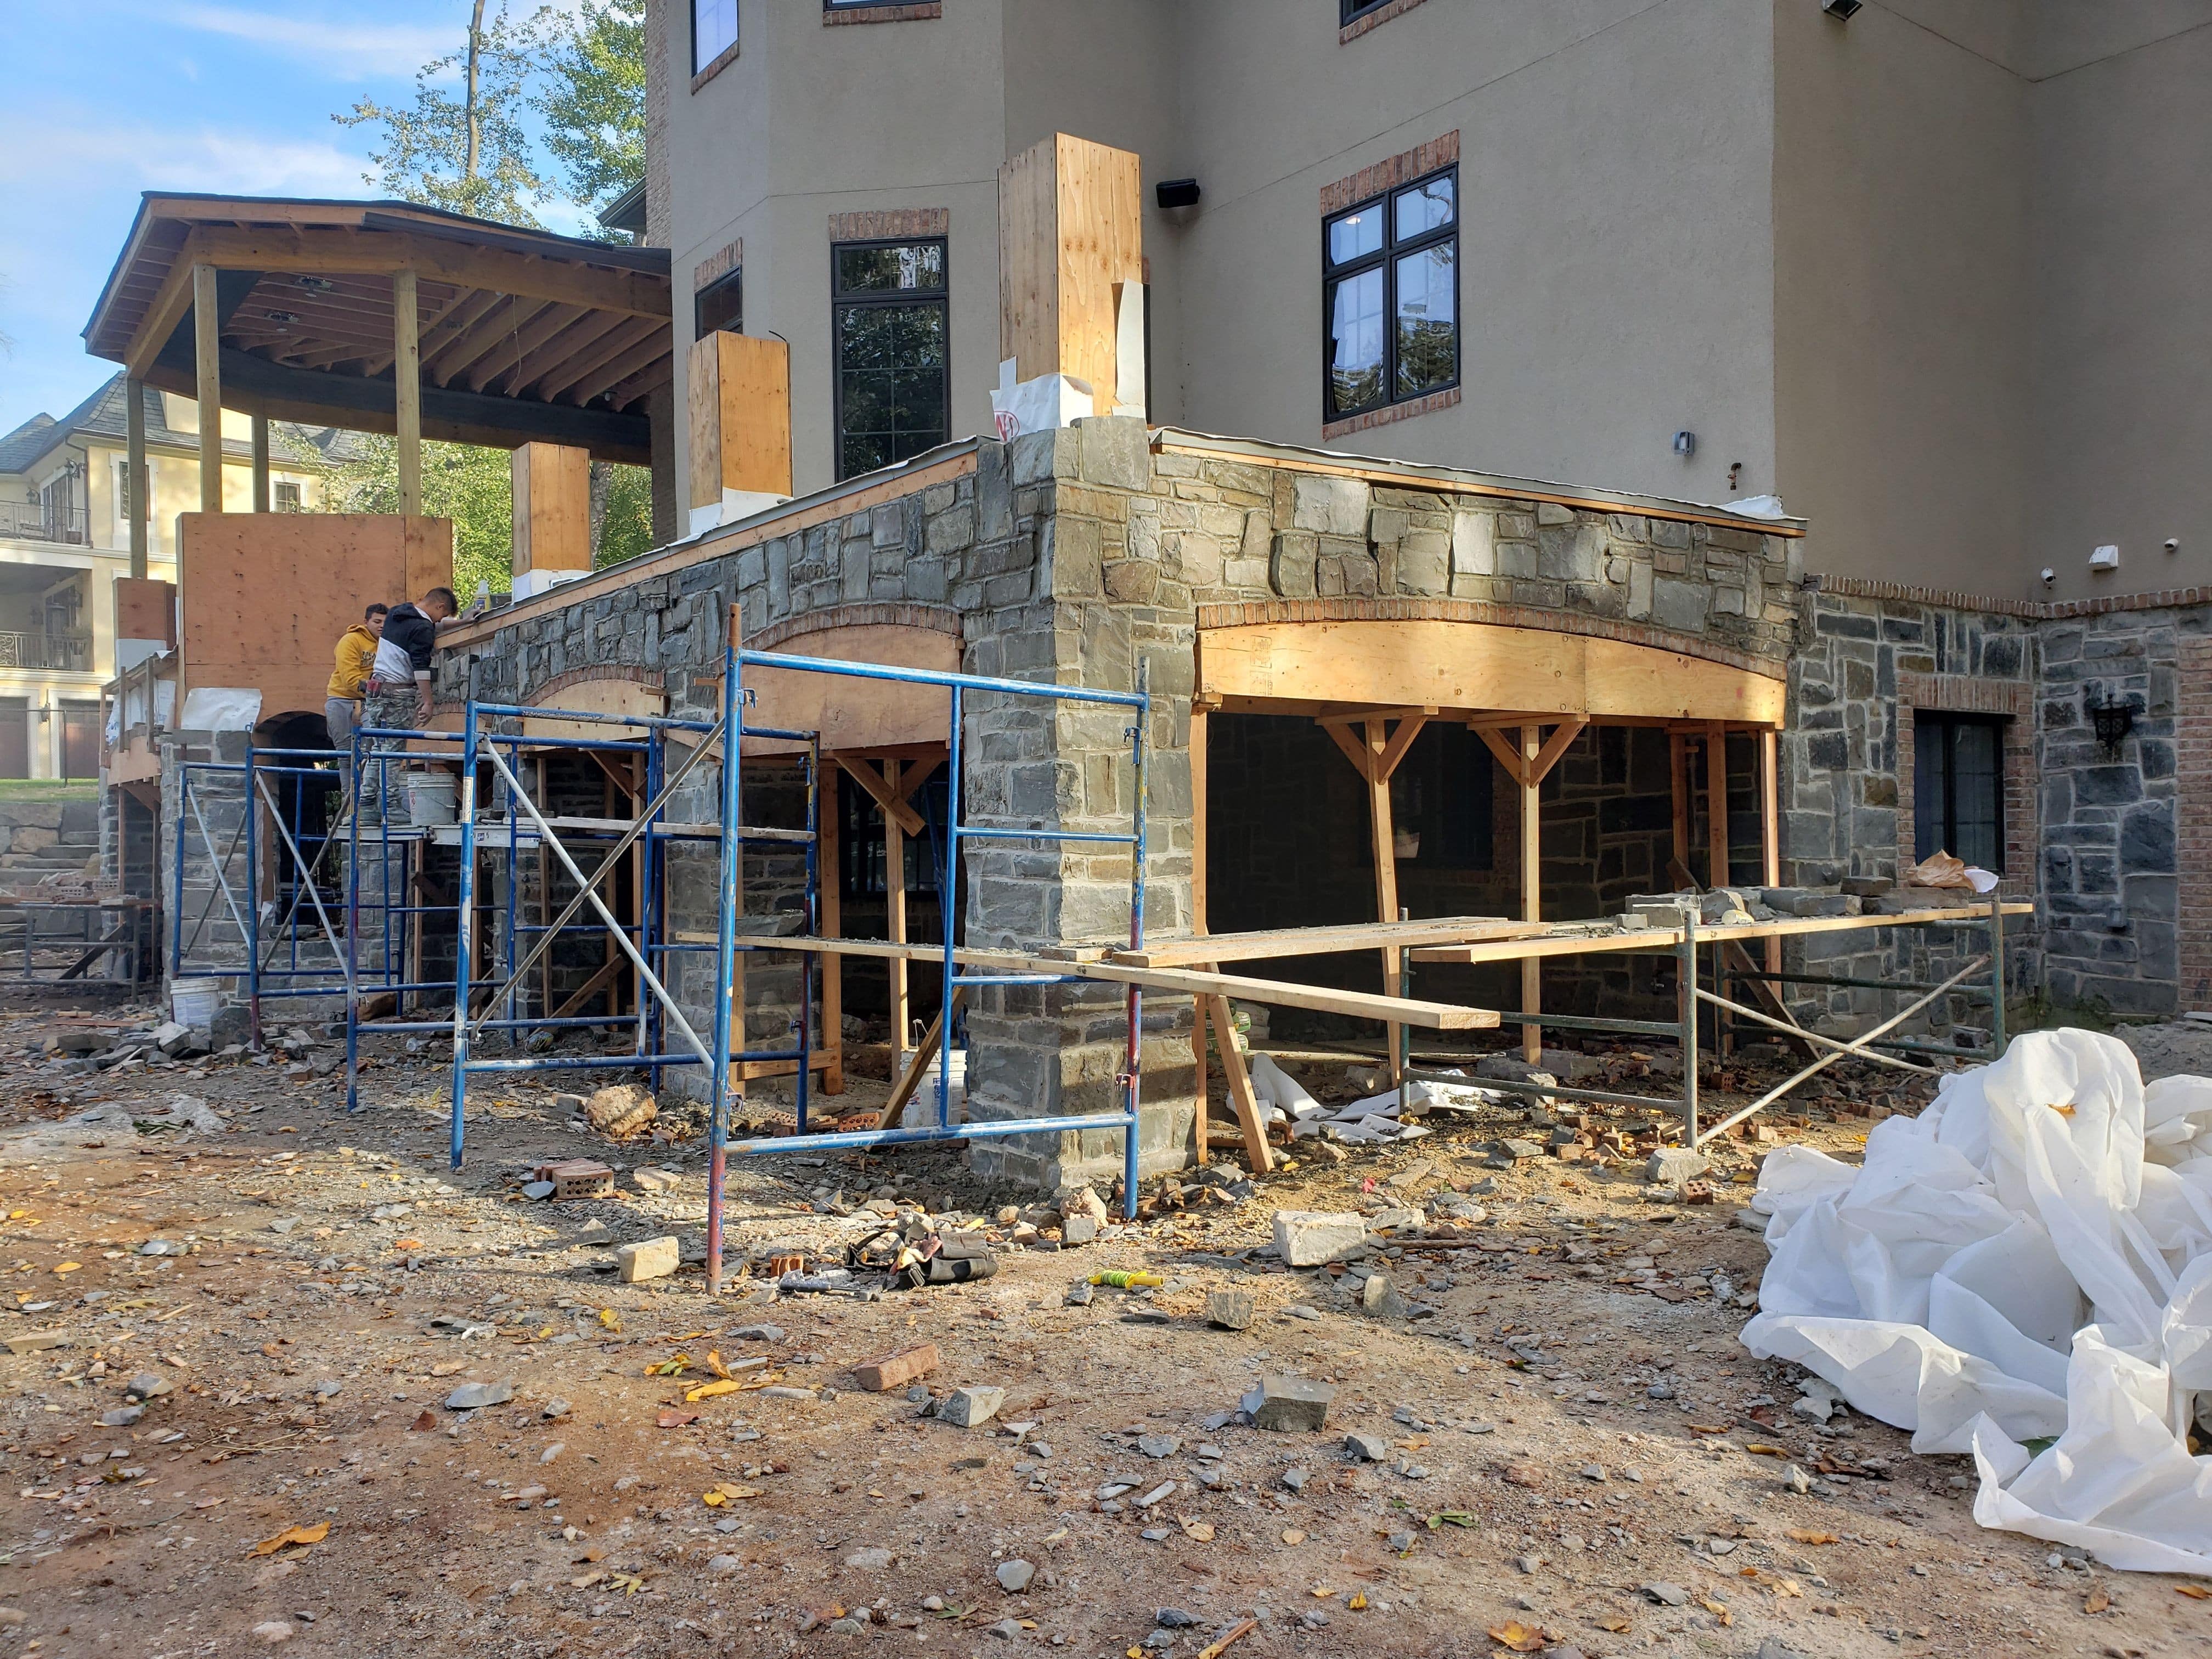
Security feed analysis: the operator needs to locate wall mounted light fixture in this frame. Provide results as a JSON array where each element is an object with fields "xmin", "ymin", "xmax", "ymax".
[{"xmin": 2087, "ymin": 694, "xmax": 2140, "ymax": 754}]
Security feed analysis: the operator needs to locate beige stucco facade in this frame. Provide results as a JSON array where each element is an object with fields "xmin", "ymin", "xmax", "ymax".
[
  {"xmin": 650, "ymin": 0, "xmax": 2211, "ymax": 603},
  {"xmin": 0, "ymin": 380, "xmax": 329, "ymax": 777}
]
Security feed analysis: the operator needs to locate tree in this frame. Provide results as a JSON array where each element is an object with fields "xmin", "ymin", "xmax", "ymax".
[
  {"xmin": 335, "ymin": 0, "xmax": 550, "ymax": 226},
  {"xmin": 536, "ymin": 0, "xmax": 646, "ymax": 228},
  {"xmin": 327, "ymin": 435, "xmax": 517, "ymax": 599}
]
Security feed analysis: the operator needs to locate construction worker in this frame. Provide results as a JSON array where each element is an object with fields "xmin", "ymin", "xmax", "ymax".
[
  {"xmin": 358, "ymin": 586, "xmax": 459, "ymax": 822},
  {"xmin": 324, "ymin": 603, "xmax": 387, "ymax": 754}
]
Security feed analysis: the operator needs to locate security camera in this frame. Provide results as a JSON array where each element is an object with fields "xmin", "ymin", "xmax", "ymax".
[
  {"xmin": 1822, "ymin": 0, "xmax": 1863, "ymax": 16},
  {"xmin": 2165, "ymin": 538, "xmax": 2181, "ymax": 553},
  {"xmin": 2040, "ymin": 568, "xmax": 2056, "ymax": 586}
]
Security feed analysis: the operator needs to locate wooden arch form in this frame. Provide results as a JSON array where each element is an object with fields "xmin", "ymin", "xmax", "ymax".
[{"xmin": 1191, "ymin": 615, "xmax": 1789, "ymax": 1078}]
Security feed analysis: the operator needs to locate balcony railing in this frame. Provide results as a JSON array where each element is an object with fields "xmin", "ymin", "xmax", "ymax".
[
  {"xmin": 0, "ymin": 633, "xmax": 94, "ymax": 672},
  {"xmin": 0, "ymin": 500, "xmax": 92, "ymax": 545}
]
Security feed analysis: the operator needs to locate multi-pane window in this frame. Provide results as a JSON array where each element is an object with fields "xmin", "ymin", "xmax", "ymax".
[
  {"xmin": 693, "ymin": 0, "xmax": 737, "ymax": 73},
  {"xmin": 1323, "ymin": 167, "xmax": 1458, "ymax": 421},
  {"xmin": 695, "ymin": 269, "xmax": 742, "ymax": 338},
  {"xmin": 272, "ymin": 481, "xmax": 302, "ymax": 512},
  {"xmin": 1914, "ymin": 713, "xmax": 2005, "ymax": 872},
  {"xmin": 831, "ymin": 238, "xmax": 949, "ymax": 480}
]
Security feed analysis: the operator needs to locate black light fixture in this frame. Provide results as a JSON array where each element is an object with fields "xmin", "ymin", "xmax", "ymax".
[
  {"xmin": 1822, "ymin": 0, "xmax": 1863, "ymax": 17},
  {"xmin": 2088, "ymin": 693, "xmax": 2139, "ymax": 754},
  {"xmin": 1155, "ymin": 178, "xmax": 1201, "ymax": 211}
]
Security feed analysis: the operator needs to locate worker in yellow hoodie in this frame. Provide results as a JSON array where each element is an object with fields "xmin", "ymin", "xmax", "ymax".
[{"xmin": 325, "ymin": 603, "xmax": 388, "ymax": 752}]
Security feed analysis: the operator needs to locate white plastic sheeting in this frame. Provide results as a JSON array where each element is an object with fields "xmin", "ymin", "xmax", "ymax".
[{"xmin": 1742, "ymin": 1029, "xmax": 2212, "ymax": 1572}]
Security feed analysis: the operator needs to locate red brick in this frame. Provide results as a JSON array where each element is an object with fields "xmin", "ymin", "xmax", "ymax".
[{"xmin": 854, "ymin": 1343, "xmax": 940, "ymax": 1393}]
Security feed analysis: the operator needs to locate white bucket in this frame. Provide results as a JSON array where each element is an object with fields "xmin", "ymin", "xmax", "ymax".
[
  {"xmin": 406, "ymin": 771, "xmax": 459, "ymax": 827},
  {"xmin": 171, "ymin": 977, "xmax": 223, "ymax": 1029},
  {"xmin": 901, "ymin": 1047, "xmax": 967, "ymax": 1127}
]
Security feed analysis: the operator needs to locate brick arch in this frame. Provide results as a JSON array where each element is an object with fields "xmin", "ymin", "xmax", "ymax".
[
  {"xmin": 519, "ymin": 664, "xmax": 668, "ymax": 709},
  {"xmin": 748, "ymin": 601, "xmax": 963, "ymax": 653}
]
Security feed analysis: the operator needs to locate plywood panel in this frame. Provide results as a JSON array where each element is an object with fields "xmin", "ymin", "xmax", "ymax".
[
  {"xmin": 998, "ymin": 135, "xmax": 1058, "ymax": 379},
  {"xmin": 737, "ymin": 624, "xmax": 958, "ymax": 756},
  {"xmin": 518, "ymin": 676, "xmax": 668, "ymax": 742},
  {"xmin": 114, "ymin": 578, "xmax": 176, "ymax": 646},
  {"xmin": 997, "ymin": 133, "xmax": 1143, "ymax": 395},
  {"xmin": 512, "ymin": 442, "xmax": 592, "ymax": 574},
  {"xmin": 179, "ymin": 513, "xmax": 453, "ymax": 718},
  {"xmin": 688, "ymin": 332, "xmax": 791, "ymax": 509},
  {"xmin": 1197, "ymin": 619, "xmax": 1786, "ymax": 726}
]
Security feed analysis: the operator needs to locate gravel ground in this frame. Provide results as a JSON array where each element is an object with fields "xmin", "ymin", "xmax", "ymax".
[{"xmin": 2, "ymin": 999, "xmax": 2204, "ymax": 1659}]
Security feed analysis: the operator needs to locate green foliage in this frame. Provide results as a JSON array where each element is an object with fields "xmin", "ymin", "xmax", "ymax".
[
  {"xmin": 536, "ymin": 0, "xmax": 646, "ymax": 225},
  {"xmin": 328, "ymin": 434, "xmax": 515, "ymax": 599},
  {"xmin": 335, "ymin": 1, "xmax": 549, "ymax": 226},
  {"xmin": 594, "ymin": 462, "xmax": 654, "ymax": 568}
]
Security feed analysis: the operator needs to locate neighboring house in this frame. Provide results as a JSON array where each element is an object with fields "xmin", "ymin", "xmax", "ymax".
[
  {"xmin": 0, "ymin": 375, "xmax": 344, "ymax": 778},
  {"xmin": 643, "ymin": 0, "xmax": 2209, "ymax": 605}
]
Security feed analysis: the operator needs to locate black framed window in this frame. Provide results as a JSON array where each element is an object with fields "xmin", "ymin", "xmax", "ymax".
[
  {"xmin": 695, "ymin": 268, "xmax": 742, "ymax": 338},
  {"xmin": 1323, "ymin": 166, "xmax": 1458, "ymax": 421},
  {"xmin": 693, "ymin": 0, "xmax": 737, "ymax": 73},
  {"xmin": 1341, "ymin": 0, "xmax": 1396, "ymax": 22},
  {"xmin": 832, "ymin": 237, "xmax": 949, "ymax": 480},
  {"xmin": 1914, "ymin": 713, "xmax": 2005, "ymax": 872}
]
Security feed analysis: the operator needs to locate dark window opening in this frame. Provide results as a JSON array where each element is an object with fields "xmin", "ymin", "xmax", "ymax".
[
  {"xmin": 1341, "ymin": 0, "xmax": 1397, "ymax": 22},
  {"xmin": 695, "ymin": 268, "xmax": 743, "ymax": 338},
  {"xmin": 693, "ymin": 0, "xmax": 737, "ymax": 73},
  {"xmin": 1323, "ymin": 165, "xmax": 1458, "ymax": 421},
  {"xmin": 1391, "ymin": 723, "xmax": 1493, "ymax": 869},
  {"xmin": 1914, "ymin": 713, "xmax": 2005, "ymax": 872},
  {"xmin": 832, "ymin": 237, "xmax": 949, "ymax": 481}
]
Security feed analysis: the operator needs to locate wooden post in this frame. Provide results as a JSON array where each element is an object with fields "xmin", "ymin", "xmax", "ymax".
[
  {"xmin": 393, "ymin": 268, "xmax": 422, "ymax": 518},
  {"xmin": 124, "ymin": 378, "xmax": 149, "ymax": 578},
  {"xmin": 1759, "ymin": 726, "xmax": 1782, "ymax": 979},
  {"xmin": 1706, "ymin": 723, "xmax": 1730, "ymax": 889},
  {"xmin": 1364, "ymin": 719, "xmax": 1404, "ymax": 1085},
  {"xmin": 884, "ymin": 759, "xmax": 909, "ymax": 1054},
  {"xmin": 1190, "ymin": 704, "xmax": 1209, "ymax": 1161},
  {"xmin": 688, "ymin": 332, "xmax": 792, "ymax": 512},
  {"xmin": 1669, "ymin": 731, "xmax": 1691, "ymax": 882},
  {"xmin": 1520, "ymin": 724, "xmax": 1542, "ymax": 1063},
  {"xmin": 511, "ymin": 443, "xmax": 592, "ymax": 585},
  {"xmin": 819, "ymin": 764, "xmax": 844, "ymax": 1094},
  {"xmin": 192, "ymin": 264, "xmax": 222, "ymax": 514},
  {"xmin": 250, "ymin": 415, "xmax": 270, "ymax": 513},
  {"xmin": 1207, "ymin": 991, "xmax": 1274, "ymax": 1175},
  {"xmin": 997, "ymin": 132, "xmax": 1145, "ymax": 395}
]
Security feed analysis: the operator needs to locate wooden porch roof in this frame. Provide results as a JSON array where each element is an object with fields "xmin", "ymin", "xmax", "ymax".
[{"xmin": 82, "ymin": 195, "xmax": 670, "ymax": 466}]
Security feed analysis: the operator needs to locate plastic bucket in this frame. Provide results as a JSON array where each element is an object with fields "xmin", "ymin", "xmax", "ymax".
[
  {"xmin": 407, "ymin": 771, "xmax": 459, "ymax": 827},
  {"xmin": 171, "ymin": 977, "xmax": 223, "ymax": 1029}
]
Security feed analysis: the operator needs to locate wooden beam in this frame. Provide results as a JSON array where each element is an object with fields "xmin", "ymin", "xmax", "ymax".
[
  {"xmin": 1192, "ymin": 995, "xmax": 1210, "ymax": 1166},
  {"xmin": 1408, "ymin": 902, "xmax": 2035, "ymax": 966},
  {"xmin": 1669, "ymin": 731, "xmax": 1691, "ymax": 879},
  {"xmin": 1475, "ymin": 723, "xmax": 1525, "ymax": 782},
  {"xmin": 193, "ymin": 263, "xmax": 222, "ymax": 514},
  {"xmin": 689, "ymin": 331, "xmax": 792, "ymax": 506},
  {"xmin": 124, "ymin": 377, "xmax": 148, "ymax": 579},
  {"xmin": 1321, "ymin": 719, "xmax": 1374, "ymax": 782},
  {"xmin": 1315, "ymin": 703, "xmax": 1441, "ymax": 728},
  {"xmin": 835, "ymin": 756, "xmax": 926, "ymax": 837},
  {"xmin": 1372, "ymin": 713, "xmax": 1429, "ymax": 785},
  {"xmin": 551, "ymin": 957, "xmax": 622, "ymax": 1020},
  {"xmin": 1365, "ymin": 719, "xmax": 1406, "ymax": 1085},
  {"xmin": 873, "ymin": 985, "xmax": 966, "ymax": 1131},
  {"xmin": 496, "ymin": 307, "xmax": 636, "ymax": 396},
  {"xmin": 1527, "ymin": 717, "xmax": 1587, "ymax": 788},
  {"xmin": 393, "ymin": 267, "xmax": 422, "ymax": 518},
  {"xmin": 250, "ymin": 413, "xmax": 270, "ymax": 512},
  {"xmin": 557, "ymin": 323, "xmax": 671, "ymax": 407},
  {"xmin": 1207, "ymin": 992, "xmax": 1274, "ymax": 1175},
  {"xmin": 819, "ymin": 765, "xmax": 844, "ymax": 1096},
  {"xmin": 1190, "ymin": 704, "xmax": 1209, "ymax": 938},
  {"xmin": 433, "ymin": 296, "xmax": 563, "ymax": 386},
  {"xmin": 1520, "ymin": 725, "xmax": 1542, "ymax": 1063},
  {"xmin": 1110, "ymin": 915, "xmax": 1534, "ymax": 969},
  {"xmin": 1705, "ymin": 723, "xmax": 1730, "ymax": 889},
  {"xmin": 732, "ymin": 935, "xmax": 1503, "ymax": 1030}
]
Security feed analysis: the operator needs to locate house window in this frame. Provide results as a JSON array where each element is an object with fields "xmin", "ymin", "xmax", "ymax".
[
  {"xmin": 272, "ymin": 481, "xmax": 302, "ymax": 512},
  {"xmin": 1914, "ymin": 713, "xmax": 2005, "ymax": 872},
  {"xmin": 1341, "ymin": 0, "xmax": 1396, "ymax": 22},
  {"xmin": 693, "ymin": 0, "xmax": 737, "ymax": 74},
  {"xmin": 695, "ymin": 268, "xmax": 743, "ymax": 338},
  {"xmin": 831, "ymin": 238, "xmax": 949, "ymax": 480},
  {"xmin": 1323, "ymin": 166, "xmax": 1458, "ymax": 422}
]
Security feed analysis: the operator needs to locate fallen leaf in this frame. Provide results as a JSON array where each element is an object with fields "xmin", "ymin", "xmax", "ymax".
[
  {"xmin": 1688, "ymin": 1423, "xmax": 1731, "ymax": 1435},
  {"xmin": 598, "ymin": 1308, "xmax": 621, "ymax": 1332},
  {"xmin": 1787, "ymin": 1528, "xmax": 1838, "ymax": 1545},
  {"xmin": 1774, "ymin": 1578, "xmax": 1804, "ymax": 1599},
  {"xmin": 707, "ymin": 1483, "xmax": 759, "ymax": 1503},
  {"xmin": 645, "ymin": 1354, "xmax": 690, "ymax": 1378},
  {"xmin": 1309, "ymin": 1586, "xmax": 1334, "ymax": 1599},
  {"xmin": 408, "ymin": 1410, "xmax": 435, "ymax": 1432},
  {"xmin": 249, "ymin": 1522, "xmax": 330, "ymax": 1556},
  {"xmin": 1346, "ymin": 1593, "xmax": 1367, "ymax": 1611},
  {"xmin": 53, "ymin": 1263, "xmax": 80, "ymax": 1275},
  {"xmin": 1486, "ymin": 1621, "xmax": 1546, "ymax": 1652},
  {"xmin": 1279, "ymin": 1529, "xmax": 1305, "ymax": 1547},
  {"xmin": 657, "ymin": 1410, "xmax": 699, "ymax": 1429},
  {"xmin": 685, "ymin": 1379, "xmax": 746, "ymax": 1403},
  {"xmin": 2177, "ymin": 1585, "xmax": 2211, "ymax": 1600},
  {"xmin": 610, "ymin": 1572, "xmax": 645, "ymax": 1595},
  {"xmin": 2085, "ymin": 1589, "xmax": 2110, "ymax": 1615},
  {"xmin": 706, "ymin": 1349, "xmax": 732, "ymax": 1380},
  {"xmin": 1181, "ymin": 1519, "xmax": 1215, "ymax": 1543},
  {"xmin": 1427, "ymin": 1511, "xmax": 1479, "ymax": 1530},
  {"xmin": 1744, "ymin": 1443, "xmax": 1789, "ymax": 1458},
  {"xmin": 1697, "ymin": 1596, "xmax": 1733, "ymax": 1626},
  {"xmin": 1597, "ymin": 1615, "xmax": 1632, "ymax": 1633},
  {"xmin": 393, "ymin": 1238, "xmax": 423, "ymax": 1251}
]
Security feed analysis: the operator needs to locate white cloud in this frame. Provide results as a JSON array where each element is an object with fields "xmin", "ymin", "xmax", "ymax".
[
  {"xmin": 158, "ymin": 4, "xmax": 458, "ymax": 80},
  {"xmin": 0, "ymin": 112, "xmax": 369, "ymax": 200}
]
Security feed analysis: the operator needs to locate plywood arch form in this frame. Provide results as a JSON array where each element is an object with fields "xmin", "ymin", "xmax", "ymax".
[
  {"xmin": 1195, "ymin": 617, "xmax": 1786, "ymax": 727},
  {"xmin": 517, "ymin": 670, "xmax": 670, "ymax": 742},
  {"xmin": 740, "ymin": 620, "xmax": 959, "ymax": 757}
]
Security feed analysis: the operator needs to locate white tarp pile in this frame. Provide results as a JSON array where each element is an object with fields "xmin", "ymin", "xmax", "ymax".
[
  {"xmin": 1245, "ymin": 1059, "xmax": 1501, "ymax": 1145},
  {"xmin": 1742, "ymin": 1029, "xmax": 2212, "ymax": 1572}
]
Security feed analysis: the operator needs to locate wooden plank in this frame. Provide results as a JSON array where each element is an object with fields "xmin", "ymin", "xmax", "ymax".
[
  {"xmin": 736, "ymin": 623, "xmax": 956, "ymax": 757},
  {"xmin": 1407, "ymin": 902, "xmax": 2034, "ymax": 963},
  {"xmin": 511, "ymin": 442, "xmax": 592, "ymax": 576},
  {"xmin": 1705, "ymin": 723, "xmax": 1729, "ymax": 889},
  {"xmin": 1519, "ymin": 725, "xmax": 1542, "ymax": 1063},
  {"xmin": 1190, "ymin": 704, "xmax": 1209, "ymax": 937},
  {"xmin": 250, "ymin": 414, "xmax": 270, "ymax": 512},
  {"xmin": 193, "ymin": 264, "xmax": 222, "ymax": 514},
  {"xmin": 722, "ymin": 935, "xmax": 1503, "ymax": 1030},
  {"xmin": 551, "ymin": 955, "xmax": 622, "ymax": 1019},
  {"xmin": 1759, "ymin": 726, "xmax": 1782, "ymax": 983},
  {"xmin": 1527, "ymin": 717, "xmax": 1587, "ymax": 787},
  {"xmin": 1476, "ymin": 723, "xmax": 1525, "ymax": 782},
  {"xmin": 393, "ymin": 267, "xmax": 422, "ymax": 518},
  {"xmin": 874, "ymin": 986, "xmax": 964, "ymax": 1131},
  {"xmin": 1321, "ymin": 719, "xmax": 1373, "ymax": 782},
  {"xmin": 1207, "ymin": 992, "xmax": 1274, "ymax": 1176},
  {"xmin": 690, "ymin": 331, "xmax": 792, "ymax": 509},
  {"xmin": 1372, "ymin": 713, "xmax": 1428, "ymax": 785},
  {"xmin": 560, "ymin": 324, "xmax": 673, "ymax": 407},
  {"xmin": 1191, "ymin": 991, "xmax": 1210, "ymax": 1166},
  {"xmin": 1197, "ymin": 618, "xmax": 1787, "ymax": 726},
  {"xmin": 998, "ymin": 134, "xmax": 1058, "ymax": 379},
  {"xmin": 1053, "ymin": 133, "xmax": 1145, "ymax": 407},
  {"xmin": 835, "ymin": 756, "xmax": 926, "ymax": 838},
  {"xmin": 1111, "ymin": 915, "xmax": 1534, "ymax": 969},
  {"xmin": 1364, "ymin": 719, "xmax": 1407, "ymax": 1084},
  {"xmin": 1669, "ymin": 731, "xmax": 1691, "ymax": 875}
]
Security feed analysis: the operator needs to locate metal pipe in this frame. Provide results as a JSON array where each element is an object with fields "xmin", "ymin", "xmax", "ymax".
[
  {"xmin": 1716, "ymin": 966, "xmax": 1994, "ymax": 998},
  {"xmin": 450, "ymin": 706, "xmax": 480, "ymax": 1169},
  {"xmin": 723, "ymin": 1111, "xmax": 1140, "ymax": 1160},
  {"xmin": 706, "ymin": 604, "xmax": 744, "ymax": 1297},
  {"xmin": 1123, "ymin": 657, "xmax": 1149, "ymax": 1220},
  {"xmin": 940, "ymin": 684, "xmax": 962, "ymax": 1130},
  {"xmin": 1694, "ymin": 984, "xmax": 1936, "ymax": 1074},
  {"xmin": 252, "ymin": 775, "xmax": 352, "ymax": 991},
  {"xmin": 1679, "ymin": 910, "xmax": 1699, "ymax": 1148},
  {"xmin": 737, "ymin": 648, "xmax": 1147, "ymax": 708},
  {"xmin": 1989, "ymin": 895, "xmax": 2008, "ymax": 1058}
]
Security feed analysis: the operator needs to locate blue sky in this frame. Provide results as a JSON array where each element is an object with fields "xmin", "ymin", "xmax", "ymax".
[{"xmin": 0, "ymin": 1, "xmax": 591, "ymax": 433}]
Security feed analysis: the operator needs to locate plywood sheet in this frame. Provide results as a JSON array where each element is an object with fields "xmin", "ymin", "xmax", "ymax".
[
  {"xmin": 511, "ymin": 443, "xmax": 591, "ymax": 574},
  {"xmin": 689, "ymin": 332, "xmax": 791, "ymax": 508},
  {"xmin": 997, "ymin": 133, "xmax": 1142, "ymax": 394},
  {"xmin": 737, "ymin": 624, "xmax": 957, "ymax": 756},
  {"xmin": 519, "ymin": 676, "xmax": 669, "ymax": 743},
  {"xmin": 1196, "ymin": 619, "xmax": 1786, "ymax": 726},
  {"xmin": 179, "ymin": 513, "xmax": 453, "ymax": 718},
  {"xmin": 114, "ymin": 577, "xmax": 176, "ymax": 646}
]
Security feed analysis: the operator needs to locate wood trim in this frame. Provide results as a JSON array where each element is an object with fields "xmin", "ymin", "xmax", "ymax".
[
  {"xmin": 1206, "ymin": 991, "xmax": 1274, "ymax": 1175},
  {"xmin": 1704, "ymin": 724, "xmax": 1729, "ymax": 890},
  {"xmin": 836, "ymin": 755, "xmax": 927, "ymax": 837}
]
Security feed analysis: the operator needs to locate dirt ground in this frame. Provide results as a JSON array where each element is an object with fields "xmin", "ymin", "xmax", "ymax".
[{"xmin": 5, "ymin": 1001, "xmax": 2209, "ymax": 1659}]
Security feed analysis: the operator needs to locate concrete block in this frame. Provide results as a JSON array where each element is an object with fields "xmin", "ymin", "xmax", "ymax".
[
  {"xmin": 615, "ymin": 1235, "xmax": 680, "ymax": 1283},
  {"xmin": 940, "ymin": 1385, "xmax": 1005, "ymax": 1428},
  {"xmin": 1242, "ymin": 1374, "xmax": 1336, "ymax": 1432},
  {"xmin": 1645, "ymin": 1148, "xmax": 1711, "ymax": 1187},
  {"xmin": 1204, "ymin": 1290, "xmax": 1254, "ymax": 1330}
]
